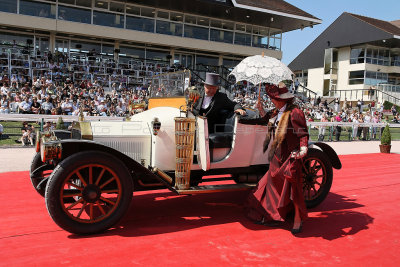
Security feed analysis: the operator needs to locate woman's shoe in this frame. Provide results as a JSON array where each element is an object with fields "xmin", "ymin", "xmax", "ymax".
[
  {"xmin": 253, "ymin": 218, "xmax": 282, "ymax": 227},
  {"xmin": 291, "ymin": 222, "xmax": 303, "ymax": 235}
]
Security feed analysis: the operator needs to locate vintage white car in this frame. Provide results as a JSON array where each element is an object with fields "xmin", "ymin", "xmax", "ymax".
[{"xmin": 31, "ymin": 99, "xmax": 341, "ymax": 234}]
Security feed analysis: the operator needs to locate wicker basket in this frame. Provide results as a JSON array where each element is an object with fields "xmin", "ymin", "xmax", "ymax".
[{"xmin": 174, "ymin": 117, "xmax": 196, "ymax": 190}]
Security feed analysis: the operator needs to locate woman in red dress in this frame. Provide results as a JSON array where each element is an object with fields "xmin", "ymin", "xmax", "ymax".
[{"xmin": 246, "ymin": 83, "xmax": 309, "ymax": 234}]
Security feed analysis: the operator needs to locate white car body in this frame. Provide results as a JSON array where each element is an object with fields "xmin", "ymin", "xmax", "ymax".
[{"xmin": 88, "ymin": 107, "xmax": 269, "ymax": 172}]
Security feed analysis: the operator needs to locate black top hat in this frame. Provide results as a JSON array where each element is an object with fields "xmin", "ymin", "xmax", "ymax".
[{"xmin": 204, "ymin": 73, "xmax": 219, "ymax": 87}]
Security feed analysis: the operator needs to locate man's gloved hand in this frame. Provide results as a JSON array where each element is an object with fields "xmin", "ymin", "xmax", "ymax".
[
  {"xmin": 235, "ymin": 108, "xmax": 247, "ymax": 116},
  {"xmin": 291, "ymin": 146, "xmax": 308, "ymax": 159}
]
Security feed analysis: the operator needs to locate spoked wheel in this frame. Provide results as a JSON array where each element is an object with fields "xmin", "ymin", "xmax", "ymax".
[
  {"xmin": 30, "ymin": 152, "xmax": 54, "ymax": 197},
  {"xmin": 45, "ymin": 151, "xmax": 133, "ymax": 235},
  {"xmin": 302, "ymin": 148, "xmax": 333, "ymax": 208}
]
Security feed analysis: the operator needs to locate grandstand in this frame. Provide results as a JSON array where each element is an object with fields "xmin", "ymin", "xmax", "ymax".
[{"xmin": 0, "ymin": 0, "xmax": 321, "ymax": 89}]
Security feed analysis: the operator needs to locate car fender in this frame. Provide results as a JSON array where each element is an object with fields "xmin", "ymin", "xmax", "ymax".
[
  {"xmin": 53, "ymin": 130, "xmax": 71, "ymax": 140},
  {"xmin": 309, "ymin": 142, "xmax": 342, "ymax": 169}
]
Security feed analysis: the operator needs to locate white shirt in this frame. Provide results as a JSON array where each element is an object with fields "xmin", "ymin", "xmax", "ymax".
[
  {"xmin": 276, "ymin": 104, "xmax": 287, "ymax": 123},
  {"xmin": 201, "ymin": 95, "xmax": 213, "ymax": 109}
]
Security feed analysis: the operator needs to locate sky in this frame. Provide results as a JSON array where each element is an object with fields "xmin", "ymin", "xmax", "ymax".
[{"xmin": 281, "ymin": 0, "xmax": 400, "ymax": 65}]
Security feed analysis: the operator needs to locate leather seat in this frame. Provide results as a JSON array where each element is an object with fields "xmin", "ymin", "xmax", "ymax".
[
  {"xmin": 209, "ymin": 133, "xmax": 233, "ymax": 148},
  {"xmin": 209, "ymin": 111, "xmax": 235, "ymax": 149}
]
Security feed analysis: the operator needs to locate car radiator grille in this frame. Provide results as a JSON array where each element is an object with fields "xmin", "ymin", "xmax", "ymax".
[{"xmin": 94, "ymin": 136, "xmax": 151, "ymax": 166}]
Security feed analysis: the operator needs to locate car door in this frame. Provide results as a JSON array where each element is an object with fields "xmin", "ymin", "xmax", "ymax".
[{"xmin": 196, "ymin": 116, "xmax": 210, "ymax": 171}]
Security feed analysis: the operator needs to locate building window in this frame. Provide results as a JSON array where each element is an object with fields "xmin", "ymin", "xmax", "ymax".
[
  {"xmin": 94, "ymin": 0, "xmax": 108, "ymax": 9},
  {"xmin": 126, "ymin": 16, "xmax": 154, "ymax": 33},
  {"xmin": 269, "ymin": 32, "xmax": 281, "ymax": 50},
  {"xmin": 119, "ymin": 46, "xmax": 145, "ymax": 59},
  {"xmin": 365, "ymin": 48, "xmax": 390, "ymax": 66},
  {"xmin": 58, "ymin": 5, "xmax": 91, "ymax": 24},
  {"xmin": 392, "ymin": 52, "xmax": 400, "ymax": 67},
  {"xmin": 222, "ymin": 58, "xmax": 240, "ymax": 70},
  {"xmin": 156, "ymin": 20, "xmax": 183, "ymax": 37},
  {"xmin": 19, "ymin": 0, "xmax": 56, "ymax": 19},
  {"xmin": 234, "ymin": 33, "xmax": 251, "ymax": 46},
  {"xmin": 93, "ymin": 11, "xmax": 124, "ymax": 28},
  {"xmin": 196, "ymin": 55, "xmax": 219, "ymax": 66},
  {"xmin": 348, "ymin": 70, "xmax": 365, "ymax": 85},
  {"xmin": 146, "ymin": 49, "xmax": 169, "ymax": 61},
  {"xmin": 0, "ymin": 31, "xmax": 33, "ymax": 48},
  {"xmin": 184, "ymin": 25, "xmax": 209, "ymax": 41},
  {"xmin": 76, "ymin": 0, "xmax": 92, "ymax": 8},
  {"xmin": 350, "ymin": 47, "xmax": 365, "ymax": 64},
  {"xmin": 210, "ymin": 29, "xmax": 233, "ymax": 44},
  {"xmin": 0, "ymin": 0, "xmax": 18, "ymax": 13},
  {"xmin": 365, "ymin": 71, "xmax": 388, "ymax": 86},
  {"xmin": 252, "ymin": 35, "xmax": 268, "ymax": 49}
]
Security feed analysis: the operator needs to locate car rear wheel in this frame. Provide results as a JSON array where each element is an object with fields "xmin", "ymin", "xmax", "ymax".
[
  {"xmin": 302, "ymin": 148, "xmax": 333, "ymax": 208},
  {"xmin": 30, "ymin": 152, "xmax": 54, "ymax": 197},
  {"xmin": 45, "ymin": 151, "xmax": 133, "ymax": 235}
]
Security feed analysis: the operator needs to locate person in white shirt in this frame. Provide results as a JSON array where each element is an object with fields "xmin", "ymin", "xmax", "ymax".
[
  {"xmin": 61, "ymin": 98, "xmax": 73, "ymax": 115},
  {"xmin": 363, "ymin": 111, "xmax": 372, "ymax": 140},
  {"xmin": 18, "ymin": 96, "xmax": 32, "ymax": 114},
  {"xmin": 41, "ymin": 96, "xmax": 54, "ymax": 115},
  {"xmin": 1, "ymin": 85, "xmax": 8, "ymax": 95}
]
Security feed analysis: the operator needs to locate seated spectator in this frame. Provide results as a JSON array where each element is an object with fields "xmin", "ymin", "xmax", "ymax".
[
  {"xmin": 31, "ymin": 97, "xmax": 41, "ymax": 114},
  {"xmin": 43, "ymin": 121, "xmax": 54, "ymax": 132},
  {"xmin": 61, "ymin": 97, "xmax": 73, "ymax": 115},
  {"xmin": 18, "ymin": 96, "xmax": 32, "ymax": 114},
  {"xmin": 41, "ymin": 96, "xmax": 53, "ymax": 115},
  {"xmin": 0, "ymin": 95, "xmax": 10, "ymax": 114}
]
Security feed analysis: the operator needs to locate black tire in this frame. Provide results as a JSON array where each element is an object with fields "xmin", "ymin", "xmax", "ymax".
[
  {"xmin": 303, "ymin": 148, "xmax": 333, "ymax": 209},
  {"xmin": 45, "ymin": 151, "xmax": 133, "ymax": 235},
  {"xmin": 30, "ymin": 152, "xmax": 54, "ymax": 197}
]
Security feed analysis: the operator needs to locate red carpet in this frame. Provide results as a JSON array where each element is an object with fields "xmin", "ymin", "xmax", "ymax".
[{"xmin": 1, "ymin": 153, "xmax": 400, "ymax": 266}]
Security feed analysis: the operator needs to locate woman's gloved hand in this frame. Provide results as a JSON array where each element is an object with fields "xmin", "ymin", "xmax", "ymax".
[{"xmin": 291, "ymin": 146, "xmax": 308, "ymax": 159}]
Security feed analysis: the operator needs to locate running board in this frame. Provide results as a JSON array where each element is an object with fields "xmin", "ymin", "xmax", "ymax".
[{"xmin": 177, "ymin": 184, "xmax": 254, "ymax": 194}]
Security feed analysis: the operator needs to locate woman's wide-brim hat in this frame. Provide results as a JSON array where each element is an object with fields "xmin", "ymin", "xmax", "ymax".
[
  {"xmin": 266, "ymin": 82, "xmax": 294, "ymax": 101},
  {"xmin": 203, "ymin": 72, "xmax": 220, "ymax": 87}
]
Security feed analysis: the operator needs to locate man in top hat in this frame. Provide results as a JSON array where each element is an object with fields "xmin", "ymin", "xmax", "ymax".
[
  {"xmin": 244, "ymin": 82, "xmax": 309, "ymax": 234},
  {"xmin": 192, "ymin": 72, "xmax": 246, "ymax": 133}
]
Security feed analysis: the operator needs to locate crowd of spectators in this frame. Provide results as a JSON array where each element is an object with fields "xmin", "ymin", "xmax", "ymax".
[
  {"xmin": 1, "ymin": 48, "xmax": 399, "ymax": 145},
  {"xmin": 0, "ymin": 76, "xmax": 152, "ymax": 117},
  {"xmin": 231, "ymin": 84, "xmax": 398, "ymax": 142}
]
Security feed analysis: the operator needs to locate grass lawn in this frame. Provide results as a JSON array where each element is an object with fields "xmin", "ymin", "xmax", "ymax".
[{"xmin": 0, "ymin": 121, "xmax": 40, "ymax": 147}]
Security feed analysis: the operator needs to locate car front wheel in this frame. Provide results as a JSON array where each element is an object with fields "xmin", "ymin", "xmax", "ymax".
[{"xmin": 45, "ymin": 151, "xmax": 133, "ymax": 235}]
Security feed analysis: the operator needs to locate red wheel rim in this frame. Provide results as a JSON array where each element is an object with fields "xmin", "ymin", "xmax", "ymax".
[
  {"xmin": 302, "ymin": 157, "xmax": 327, "ymax": 202},
  {"xmin": 60, "ymin": 164, "xmax": 122, "ymax": 223}
]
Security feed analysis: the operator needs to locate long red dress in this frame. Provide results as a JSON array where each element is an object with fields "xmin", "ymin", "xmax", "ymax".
[{"xmin": 247, "ymin": 108, "xmax": 309, "ymax": 223}]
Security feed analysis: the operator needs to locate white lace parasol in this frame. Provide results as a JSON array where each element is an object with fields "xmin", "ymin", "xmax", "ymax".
[{"xmin": 229, "ymin": 55, "xmax": 294, "ymax": 85}]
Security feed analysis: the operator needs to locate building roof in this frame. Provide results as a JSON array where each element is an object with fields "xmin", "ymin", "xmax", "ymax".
[
  {"xmin": 289, "ymin": 12, "xmax": 400, "ymax": 72},
  {"xmin": 125, "ymin": 0, "xmax": 321, "ymax": 32},
  {"xmin": 347, "ymin": 13, "xmax": 400, "ymax": 36},
  {"xmin": 233, "ymin": 0, "xmax": 320, "ymax": 21},
  {"xmin": 391, "ymin": 20, "xmax": 400, "ymax": 28}
]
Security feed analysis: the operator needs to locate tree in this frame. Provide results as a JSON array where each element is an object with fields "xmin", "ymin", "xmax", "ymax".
[
  {"xmin": 380, "ymin": 124, "xmax": 391, "ymax": 145},
  {"xmin": 56, "ymin": 117, "xmax": 66, "ymax": 130}
]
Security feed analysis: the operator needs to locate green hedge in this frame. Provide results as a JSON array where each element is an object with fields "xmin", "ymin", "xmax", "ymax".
[{"xmin": 383, "ymin": 101, "xmax": 400, "ymax": 113}]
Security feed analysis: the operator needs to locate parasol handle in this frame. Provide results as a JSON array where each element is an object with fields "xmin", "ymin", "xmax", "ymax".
[{"xmin": 258, "ymin": 51, "xmax": 265, "ymax": 101}]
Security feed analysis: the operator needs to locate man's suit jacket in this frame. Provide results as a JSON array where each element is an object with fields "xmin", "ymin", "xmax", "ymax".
[{"xmin": 192, "ymin": 91, "xmax": 243, "ymax": 133}]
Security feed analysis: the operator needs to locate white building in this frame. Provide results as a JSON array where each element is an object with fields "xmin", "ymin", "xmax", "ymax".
[{"xmin": 289, "ymin": 12, "xmax": 400, "ymax": 105}]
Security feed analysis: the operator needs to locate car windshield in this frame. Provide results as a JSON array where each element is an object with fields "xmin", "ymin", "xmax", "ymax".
[{"xmin": 148, "ymin": 70, "xmax": 191, "ymax": 98}]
